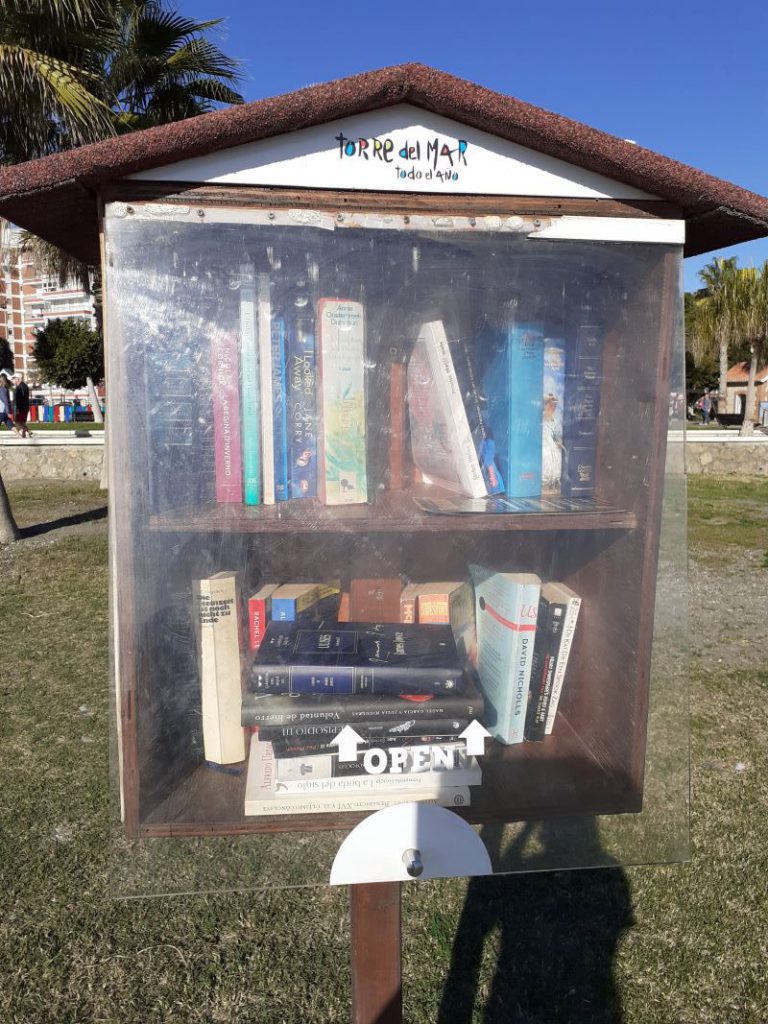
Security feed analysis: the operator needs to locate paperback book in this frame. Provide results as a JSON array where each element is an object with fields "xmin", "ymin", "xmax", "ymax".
[
  {"xmin": 239, "ymin": 263, "xmax": 261, "ymax": 505},
  {"xmin": 287, "ymin": 313, "xmax": 317, "ymax": 498},
  {"xmin": 211, "ymin": 328, "xmax": 243, "ymax": 503}
]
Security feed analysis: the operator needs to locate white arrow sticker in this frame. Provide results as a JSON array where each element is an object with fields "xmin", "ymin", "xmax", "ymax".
[
  {"xmin": 458, "ymin": 719, "xmax": 492, "ymax": 756},
  {"xmin": 330, "ymin": 724, "xmax": 366, "ymax": 762}
]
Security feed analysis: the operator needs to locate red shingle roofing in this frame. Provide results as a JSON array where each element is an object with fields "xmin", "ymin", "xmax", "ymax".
[
  {"xmin": 726, "ymin": 362, "xmax": 768, "ymax": 384},
  {"xmin": 1, "ymin": 62, "xmax": 767, "ymax": 265}
]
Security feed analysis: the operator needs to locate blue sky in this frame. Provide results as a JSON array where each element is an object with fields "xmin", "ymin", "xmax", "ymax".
[{"xmin": 181, "ymin": 0, "xmax": 768, "ymax": 291}]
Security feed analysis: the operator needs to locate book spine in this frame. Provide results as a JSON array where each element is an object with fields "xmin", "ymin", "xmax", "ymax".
[
  {"xmin": 257, "ymin": 716, "xmax": 469, "ymax": 742},
  {"xmin": 455, "ymin": 336, "xmax": 504, "ymax": 494},
  {"xmin": 245, "ymin": 786, "xmax": 471, "ymax": 817},
  {"xmin": 400, "ymin": 588, "xmax": 417, "ymax": 623},
  {"xmin": 506, "ymin": 324, "xmax": 544, "ymax": 498},
  {"xmin": 541, "ymin": 339, "xmax": 565, "ymax": 495},
  {"xmin": 247, "ymin": 596, "xmax": 271, "ymax": 652},
  {"xmin": 544, "ymin": 595, "xmax": 582, "ymax": 734},
  {"xmin": 271, "ymin": 316, "xmax": 290, "ymax": 502},
  {"xmin": 241, "ymin": 691, "xmax": 484, "ymax": 725},
  {"xmin": 287, "ymin": 315, "xmax": 317, "ymax": 499},
  {"xmin": 271, "ymin": 588, "xmax": 319, "ymax": 622},
  {"xmin": 239, "ymin": 265, "xmax": 261, "ymax": 505},
  {"xmin": 426, "ymin": 322, "xmax": 487, "ymax": 498},
  {"xmin": 249, "ymin": 664, "xmax": 465, "ymax": 696},
  {"xmin": 269, "ymin": 731, "xmax": 466, "ymax": 758},
  {"xmin": 562, "ymin": 324, "xmax": 602, "ymax": 497},
  {"xmin": 509, "ymin": 580, "xmax": 541, "ymax": 742},
  {"xmin": 211, "ymin": 329, "xmax": 243, "ymax": 503},
  {"xmin": 417, "ymin": 593, "xmax": 451, "ymax": 624},
  {"xmin": 389, "ymin": 359, "xmax": 406, "ymax": 489},
  {"xmin": 524, "ymin": 598, "xmax": 566, "ymax": 740},
  {"xmin": 317, "ymin": 298, "xmax": 368, "ymax": 505},
  {"xmin": 195, "ymin": 575, "xmax": 245, "ymax": 764},
  {"xmin": 257, "ymin": 276, "xmax": 275, "ymax": 505},
  {"xmin": 274, "ymin": 740, "xmax": 471, "ymax": 779},
  {"xmin": 276, "ymin": 754, "xmax": 480, "ymax": 793}
]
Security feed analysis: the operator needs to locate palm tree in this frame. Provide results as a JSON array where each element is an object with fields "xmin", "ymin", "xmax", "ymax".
[
  {"xmin": 698, "ymin": 256, "xmax": 739, "ymax": 416},
  {"xmin": 732, "ymin": 264, "xmax": 768, "ymax": 437}
]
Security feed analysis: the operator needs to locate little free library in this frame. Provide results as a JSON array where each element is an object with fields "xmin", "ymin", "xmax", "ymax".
[{"xmin": 3, "ymin": 63, "xmax": 767, "ymax": 889}]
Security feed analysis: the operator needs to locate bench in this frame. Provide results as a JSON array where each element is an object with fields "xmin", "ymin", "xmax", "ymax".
[{"xmin": 715, "ymin": 413, "xmax": 744, "ymax": 428}]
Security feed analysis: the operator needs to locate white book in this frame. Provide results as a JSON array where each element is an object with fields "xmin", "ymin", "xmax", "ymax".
[
  {"xmin": 194, "ymin": 571, "xmax": 246, "ymax": 764},
  {"xmin": 407, "ymin": 321, "xmax": 487, "ymax": 498},
  {"xmin": 543, "ymin": 582, "xmax": 582, "ymax": 734},
  {"xmin": 244, "ymin": 735, "xmax": 471, "ymax": 816},
  {"xmin": 256, "ymin": 274, "xmax": 275, "ymax": 504}
]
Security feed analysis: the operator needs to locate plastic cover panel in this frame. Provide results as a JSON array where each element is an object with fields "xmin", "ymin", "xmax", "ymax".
[{"xmin": 104, "ymin": 200, "xmax": 688, "ymax": 895}]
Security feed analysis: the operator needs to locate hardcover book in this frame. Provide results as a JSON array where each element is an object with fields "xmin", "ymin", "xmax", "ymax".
[
  {"xmin": 287, "ymin": 313, "xmax": 317, "ymax": 498},
  {"xmin": 239, "ymin": 263, "xmax": 261, "ymax": 505},
  {"xmin": 562, "ymin": 320, "xmax": 603, "ymax": 497},
  {"xmin": 244, "ymin": 735, "xmax": 471, "ymax": 816},
  {"xmin": 266, "ymin": 720, "xmax": 469, "ymax": 757},
  {"xmin": 317, "ymin": 298, "xmax": 368, "ymax": 505},
  {"xmin": 211, "ymin": 328, "xmax": 243, "ymax": 503},
  {"xmin": 249, "ymin": 622, "xmax": 466, "ymax": 696},
  {"xmin": 349, "ymin": 578, "xmax": 403, "ymax": 623},
  {"xmin": 543, "ymin": 582, "xmax": 582, "ymax": 734},
  {"xmin": 472, "ymin": 565, "xmax": 541, "ymax": 744},
  {"xmin": 247, "ymin": 583, "xmax": 279, "ymax": 651},
  {"xmin": 194, "ymin": 571, "xmax": 246, "ymax": 764},
  {"xmin": 407, "ymin": 321, "xmax": 488, "ymax": 498},
  {"xmin": 483, "ymin": 322, "xmax": 545, "ymax": 498}
]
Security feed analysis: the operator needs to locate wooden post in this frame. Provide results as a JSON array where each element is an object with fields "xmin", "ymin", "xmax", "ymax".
[{"xmin": 350, "ymin": 882, "xmax": 402, "ymax": 1024}]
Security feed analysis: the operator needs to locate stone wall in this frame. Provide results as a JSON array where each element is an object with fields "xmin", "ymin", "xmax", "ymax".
[
  {"xmin": 0, "ymin": 443, "xmax": 104, "ymax": 481},
  {"xmin": 686, "ymin": 439, "xmax": 768, "ymax": 476}
]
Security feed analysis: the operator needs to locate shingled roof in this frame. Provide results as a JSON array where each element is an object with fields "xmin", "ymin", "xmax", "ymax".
[{"xmin": 1, "ymin": 62, "xmax": 767, "ymax": 265}]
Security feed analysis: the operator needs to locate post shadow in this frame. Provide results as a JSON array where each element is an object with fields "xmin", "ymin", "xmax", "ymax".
[
  {"xmin": 19, "ymin": 505, "xmax": 107, "ymax": 539},
  {"xmin": 437, "ymin": 819, "xmax": 633, "ymax": 1024}
]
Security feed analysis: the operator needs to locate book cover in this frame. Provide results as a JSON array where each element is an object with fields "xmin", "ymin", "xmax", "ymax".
[
  {"xmin": 317, "ymin": 298, "xmax": 368, "ymax": 505},
  {"xmin": 247, "ymin": 583, "xmax": 279, "ymax": 651},
  {"xmin": 241, "ymin": 682, "xmax": 485, "ymax": 726},
  {"xmin": 244, "ymin": 735, "xmax": 470, "ymax": 816},
  {"xmin": 194, "ymin": 571, "xmax": 246, "ymax": 764},
  {"xmin": 472, "ymin": 566, "xmax": 541, "ymax": 745},
  {"xmin": 349, "ymin": 578, "xmax": 403, "ymax": 623},
  {"xmin": 407, "ymin": 321, "xmax": 488, "ymax": 498},
  {"xmin": 287, "ymin": 314, "xmax": 317, "ymax": 499},
  {"xmin": 239, "ymin": 264, "xmax": 261, "ymax": 505},
  {"xmin": 453, "ymin": 335, "xmax": 504, "ymax": 494},
  {"xmin": 542, "ymin": 339, "xmax": 565, "ymax": 495},
  {"xmin": 524, "ymin": 593, "xmax": 566, "ymax": 741},
  {"xmin": 274, "ymin": 741, "xmax": 481, "ymax": 792},
  {"xmin": 543, "ymin": 582, "xmax": 582, "ymax": 734},
  {"xmin": 483, "ymin": 322, "xmax": 545, "ymax": 498},
  {"xmin": 211, "ymin": 328, "xmax": 243, "ymax": 503},
  {"xmin": 562, "ymin": 322, "xmax": 603, "ymax": 497},
  {"xmin": 271, "ymin": 316, "xmax": 290, "ymax": 502},
  {"xmin": 257, "ymin": 275, "xmax": 275, "ymax": 505},
  {"xmin": 270, "ymin": 583, "xmax": 320, "ymax": 622},
  {"xmin": 249, "ymin": 622, "xmax": 465, "ymax": 696}
]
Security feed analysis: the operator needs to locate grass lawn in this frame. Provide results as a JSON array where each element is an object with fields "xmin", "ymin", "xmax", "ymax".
[
  {"xmin": 8, "ymin": 421, "xmax": 105, "ymax": 431},
  {"xmin": 0, "ymin": 477, "xmax": 766, "ymax": 1023}
]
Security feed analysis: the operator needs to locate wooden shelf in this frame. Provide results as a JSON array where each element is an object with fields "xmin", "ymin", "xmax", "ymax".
[{"xmin": 148, "ymin": 489, "xmax": 637, "ymax": 535}]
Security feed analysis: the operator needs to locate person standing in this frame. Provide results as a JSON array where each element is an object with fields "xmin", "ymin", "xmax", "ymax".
[
  {"xmin": 701, "ymin": 391, "xmax": 712, "ymax": 426},
  {"xmin": 0, "ymin": 372, "xmax": 12, "ymax": 429},
  {"xmin": 12, "ymin": 372, "xmax": 31, "ymax": 438}
]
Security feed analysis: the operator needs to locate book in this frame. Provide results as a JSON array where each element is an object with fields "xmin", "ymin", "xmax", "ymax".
[
  {"xmin": 194, "ymin": 571, "xmax": 246, "ymax": 764},
  {"xmin": 472, "ymin": 566, "xmax": 541, "ymax": 745},
  {"xmin": 240, "ymin": 683, "xmax": 485, "ymax": 725},
  {"xmin": 259, "ymin": 716, "xmax": 470, "ymax": 744},
  {"xmin": 273, "ymin": 741, "xmax": 481, "ymax": 792},
  {"xmin": 542, "ymin": 339, "xmax": 565, "ymax": 495},
  {"xmin": 349, "ymin": 578, "xmax": 403, "ymax": 623},
  {"xmin": 257, "ymin": 275, "xmax": 275, "ymax": 505},
  {"xmin": 399, "ymin": 583, "xmax": 419, "ymax": 624},
  {"xmin": 239, "ymin": 263, "xmax": 261, "ymax": 505},
  {"xmin": 287, "ymin": 313, "xmax": 317, "ymax": 498},
  {"xmin": 269, "ymin": 725, "xmax": 468, "ymax": 758},
  {"xmin": 562, "ymin": 317, "xmax": 603, "ymax": 497},
  {"xmin": 271, "ymin": 316, "xmax": 290, "ymax": 502},
  {"xmin": 270, "ymin": 583, "xmax": 319, "ymax": 622},
  {"xmin": 249, "ymin": 622, "xmax": 466, "ymax": 695},
  {"xmin": 317, "ymin": 298, "xmax": 368, "ymax": 504},
  {"xmin": 544, "ymin": 582, "xmax": 582, "ymax": 734},
  {"xmin": 415, "ymin": 581, "xmax": 475, "ymax": 662},
  {"xmin": 244, "ymin": 735, "xmax": 471, "ymax": 815},
  {"xmin": 483, "ymin": 322, "xmax": 545, "ymax": 498},
  {"xmin": 247, "ymin": 583, "xmax": 279, "ymax": 652},
  {"xmin": 211, "ymin": 328, "xmax": 243, "ymax": 503},
  {"xmin": 524, "ymin": 591, "xmax": 567, "ymax": 741},
  {"xmin": 453, "ymin": 335, "xmax": 504, "ymax": 494},
  {"xmin": 389, "ymin": 358, "xmax": 406, "ymax": 489},
  {"xmin": 407, "ymin": 320, "xmax": 488, "ymax": 498}
]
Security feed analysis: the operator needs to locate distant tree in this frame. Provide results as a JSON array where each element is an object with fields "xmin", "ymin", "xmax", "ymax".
[
  {"xmin": 697, "ymin": 256, "xmax": 740, "ymax": 413},
  {"xmin": 33, "ymin": 318, "xmax": 103, "ymax": 389}
]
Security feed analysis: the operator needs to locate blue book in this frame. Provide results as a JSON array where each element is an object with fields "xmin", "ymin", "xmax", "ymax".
[
  {"xmin": 286, "ymin": 314, "xmax": 317, "ymax": 499},
  {"xmin": 271, "ymin": 316, "xmax": 289, "ymax": 502},
  {"xmin": 249, "ymin": 622, "xmax": 465, "ymax": 695},
  {"xmin": 239, "ymin": 264, "xmax": 261, "ymax": 505},
  {"xmin": 482, "ymin": 322, "xmax": 545, "ymax": 498},
  {"xmin": 454, "ymin": 336, "xmax": 504, "ymax": 494},
  {"xmin": 562, "ymin": 322, "xmax": 603, "ymax": 498}
]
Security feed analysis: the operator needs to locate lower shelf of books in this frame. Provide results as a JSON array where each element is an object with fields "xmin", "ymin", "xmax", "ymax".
[{"xmin": 135, "ymin": 718, "xmax": 641, "ymax": 839}]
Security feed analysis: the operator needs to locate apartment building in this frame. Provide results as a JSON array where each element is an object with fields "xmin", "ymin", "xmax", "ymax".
[{"xmin": 1, "ymin": 221, "xmax": 96, "ymax": 383}]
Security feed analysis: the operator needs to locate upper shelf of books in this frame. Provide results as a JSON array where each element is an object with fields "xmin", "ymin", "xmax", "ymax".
[{"xmin": 106, "ymin": 199, "xmax": 683, "ymax": 528}]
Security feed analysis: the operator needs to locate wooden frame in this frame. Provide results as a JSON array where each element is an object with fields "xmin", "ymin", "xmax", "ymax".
[{"xmin": 105, "ymin": 184, "xmax": 679, "ymax": 841}]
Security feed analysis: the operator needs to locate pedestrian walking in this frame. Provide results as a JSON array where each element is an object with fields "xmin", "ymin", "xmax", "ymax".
[
  {"xmin": 0, "ymin": 372, "xmax": 12, "ymax": 429},
  {"xmin": 11, "ymin": 372, "xmax": 31, "ymax": 438}
]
